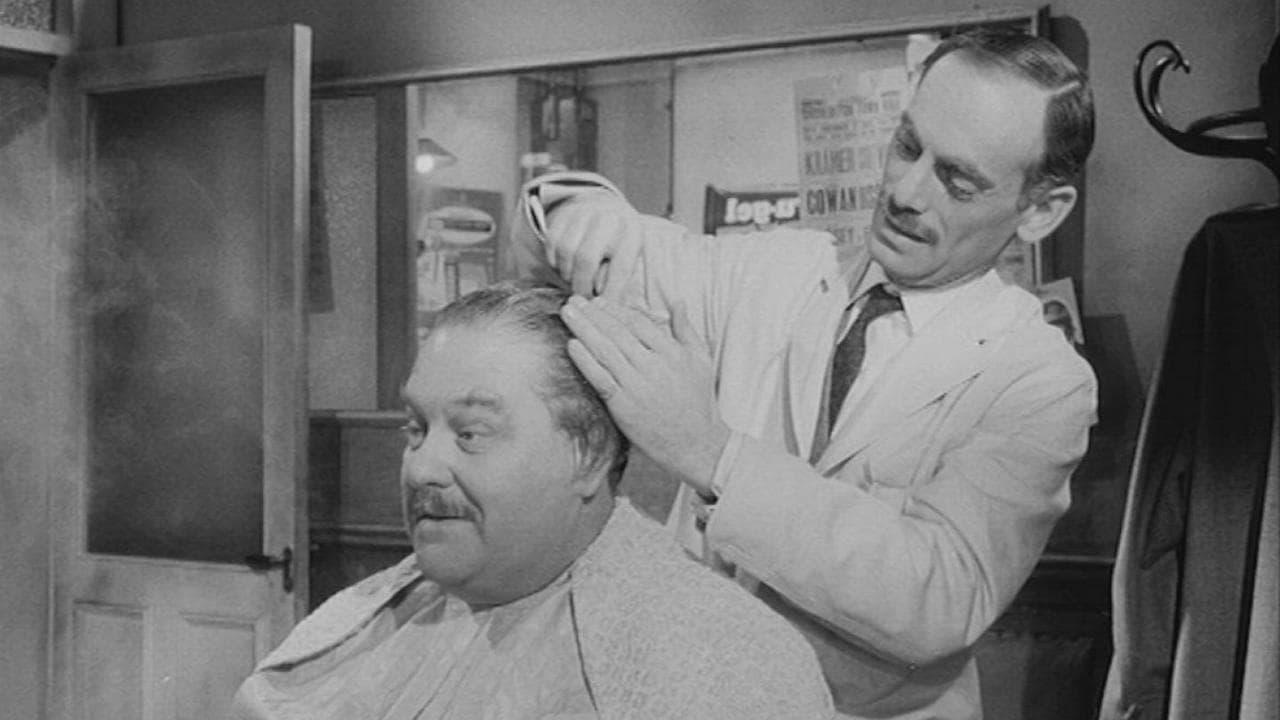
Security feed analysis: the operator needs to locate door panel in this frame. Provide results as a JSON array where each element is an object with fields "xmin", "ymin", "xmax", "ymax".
[
  {"xmin": 49, "ymin": 25, "xmax": 311, "ymax": 720},
  {"xmin": 73, "ymin": 604, "xmax": 144, "ymax": 720}
]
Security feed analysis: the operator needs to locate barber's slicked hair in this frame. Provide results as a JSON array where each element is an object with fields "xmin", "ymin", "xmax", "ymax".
[
  {"xmin": 921, "ymin": 26, "xmax": 1096, "ymax": 192},
  {"xmin": 429, "ymin": 282, "xmax": 630, "ymax": 487}
]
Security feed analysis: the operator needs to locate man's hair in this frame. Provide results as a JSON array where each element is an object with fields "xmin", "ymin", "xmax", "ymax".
[
  {"xmin": 920, "ymin": 27, "xmax": 1095, "ymax": 194},
  {"xmin": 429, "ymin": 282, "xmax": 630, "ymax": 487}
]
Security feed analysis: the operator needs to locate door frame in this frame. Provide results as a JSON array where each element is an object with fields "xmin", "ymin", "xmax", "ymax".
[{"xmin": 46, "ymin": 24, "xmax": 311, "ymax": 720}]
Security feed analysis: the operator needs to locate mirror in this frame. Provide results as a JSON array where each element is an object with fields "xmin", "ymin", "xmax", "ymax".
[
  {"xmin": 410, "ymin": 61, "xmax": 674, "ymax": 340},
  {"xmin": 306, "ymin": 10, "xmax": 1048, "ymax": 413}
]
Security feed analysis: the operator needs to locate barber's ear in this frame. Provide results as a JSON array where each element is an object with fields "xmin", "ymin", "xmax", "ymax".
[{"xmin": 1015, "ymin": 185, "xmax": 1077, "ymax": 244}]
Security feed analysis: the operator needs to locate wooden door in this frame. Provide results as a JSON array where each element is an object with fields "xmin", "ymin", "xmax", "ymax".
[{"xmin": 47, "ymin": 26, "xmax": 311, "ymax": 720}]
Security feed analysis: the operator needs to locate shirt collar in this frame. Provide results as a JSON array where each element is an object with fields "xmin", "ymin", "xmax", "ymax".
[{"xmin": 853, "ymin": 264, "xmax": 1001, "ymax": 335}]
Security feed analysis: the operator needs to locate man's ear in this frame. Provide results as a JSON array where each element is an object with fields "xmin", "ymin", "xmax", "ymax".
[
  {"xmin": 568, "ymin": 442, "xmax": 609, "ymax": 499},
  {"xmin": 1016, "ymin": 184, "xmax": 1077, "ymax": 244}
]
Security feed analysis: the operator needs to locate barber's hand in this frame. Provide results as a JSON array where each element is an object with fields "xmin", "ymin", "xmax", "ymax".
[
  {"xmin": 545, "ymin": 191, "xmax": 643, "ymax": 300},
  {"xmin": 561, "ymin": 296, "xmax": 729, "ymax": 495}
]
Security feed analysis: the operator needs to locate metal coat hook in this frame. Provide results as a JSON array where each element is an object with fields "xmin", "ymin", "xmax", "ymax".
[{"xmin": 1134, "ymin": 37, "xmax": 1280, "ymax": 188}]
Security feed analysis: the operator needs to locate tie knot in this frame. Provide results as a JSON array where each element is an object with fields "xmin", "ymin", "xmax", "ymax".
[{"xmin": 861, "ymin": 283, "xmax": 903, "ymax": 321}]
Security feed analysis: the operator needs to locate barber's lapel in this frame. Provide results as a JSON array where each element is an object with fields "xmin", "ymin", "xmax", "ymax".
[
  {"xmin": 786, "ymin": 258, "xmax": 870, "ymax": 461},
  {"xmin": 784, "ymin": 292, "xmax": 843, "ymax": 461},
  {"xmin": 816, "ymin": 284, "xmax": 1004, "ymax": 473}
]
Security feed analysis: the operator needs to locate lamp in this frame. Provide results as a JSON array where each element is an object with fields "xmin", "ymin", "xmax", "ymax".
[{"xmin": 415, "ymin": 137, "xmax": 458, "ymax": 175}]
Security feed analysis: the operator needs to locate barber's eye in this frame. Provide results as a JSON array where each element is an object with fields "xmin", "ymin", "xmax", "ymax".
[
  {"xmin": 946, "ymin": 181, "xmax": 979, "ymax": 201},
  {"xmin": 400, "ymin": 421, "xmax": 426, "ymax": 449},
  {"xmin": 892, "ymin": 132, "xmax": 921, "ymax": 160},
  {"xmin": 939, "ymin": 169, "xmax": 981, "ymax": 202}
]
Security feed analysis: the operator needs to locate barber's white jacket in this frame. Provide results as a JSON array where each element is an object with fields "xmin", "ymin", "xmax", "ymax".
[{"xmin": 520, "ymin": 173, "xmax": 1098, "ymax": 719}]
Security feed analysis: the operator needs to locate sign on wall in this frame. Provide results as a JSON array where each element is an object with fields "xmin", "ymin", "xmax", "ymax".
[
  {"xmin": 792, "ymin": 67, "xmax": 909, "ymax": 253},
  {"xmin": 791, "ymin": 34, "xmax": 938, "ymax": 260},
  {"xmin": 703, "ymin": 185, "xmax": 801, "ymax": 235}
]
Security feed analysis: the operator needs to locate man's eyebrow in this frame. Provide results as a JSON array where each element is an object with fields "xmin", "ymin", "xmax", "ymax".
[
  {"xmin": 901, "ymin": 112, "xmax": 996, "ymax": 190},
  {"xmin": 399, "ymin": 387, "xmax": 506, "ymax": 416},
  {"xmin": 450, "ymin": 390, "xmax": 506, "ymax": 413}
]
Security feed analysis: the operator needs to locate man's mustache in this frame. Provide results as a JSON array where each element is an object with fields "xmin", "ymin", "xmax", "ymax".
[
  {"xmin": 879, "ymin": 194, "xmax": 936, "ymax": 245},
  {"xmin": 404, "ymin": 489, "xmax": 476, "ymax": 522}
]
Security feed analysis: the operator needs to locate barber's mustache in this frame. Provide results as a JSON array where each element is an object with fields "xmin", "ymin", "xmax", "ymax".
[
  {"xmin": 879, "ymin": 193, "xmax": 937, "ymax": 245},
  {"xmin": 404, "ymin": 488, "xmax": 476, "ymax": 523}
]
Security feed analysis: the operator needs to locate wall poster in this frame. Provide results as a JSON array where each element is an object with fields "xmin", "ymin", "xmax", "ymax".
[{"xmin": 792, "ymin": 66, "xmax": 910, "ymax": 261}]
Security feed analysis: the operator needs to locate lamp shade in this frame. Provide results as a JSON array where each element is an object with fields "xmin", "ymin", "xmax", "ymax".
[{"xmin": 415, "ymin": 137, "xmax": 458, "ymax": 174}]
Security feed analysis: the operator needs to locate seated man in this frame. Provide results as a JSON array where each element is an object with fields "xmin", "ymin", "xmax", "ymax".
[{"xmin": 231, "ymin": 283, "xmax": 833, "ymax": 720}]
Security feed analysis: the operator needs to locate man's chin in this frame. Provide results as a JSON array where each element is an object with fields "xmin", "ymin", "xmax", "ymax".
[
  {"xmin": 868, "ymin": 229, "xmax": 910, "ymax": 267},
  {"xmin": 412, "ymin": 544, "xmax": 478, "ymax": 587},
  {"xmin": 868, "ymin": 245, "xmax": 927, "ymax": 287}
]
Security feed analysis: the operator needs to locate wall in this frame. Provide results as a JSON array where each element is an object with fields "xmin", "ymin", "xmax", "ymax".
[
  {"xmin": 1074, "ymin": 0, "xmax": 1275, "ymax": 384},
  {"xmin": 588, "ymin": 60, "xmax": 674, "ymax": 218},
  {"xmin": 0, "ymin": 61, "xmax": 52, "ymax": 720},
  {"xmin": 120, "ymin": 0, "xmax": 1278, "ymax": 388}
]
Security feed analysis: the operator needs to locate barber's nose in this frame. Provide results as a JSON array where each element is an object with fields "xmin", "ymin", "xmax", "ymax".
[
  {"xmin": 888, "ymin": 154, "xmax": 931, "ymax": 213},
  {"xmin": 401, "ymin": 433, "xmax": 454, "ymax": 490}
]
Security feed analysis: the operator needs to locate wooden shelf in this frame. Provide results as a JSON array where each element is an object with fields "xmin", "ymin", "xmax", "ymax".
[{"xmin": 0, "ymin": 24, "xmax": 72, "ymax": 57}]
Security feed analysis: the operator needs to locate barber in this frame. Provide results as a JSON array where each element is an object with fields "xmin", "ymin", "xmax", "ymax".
[{"xmin": 519, "ymin": 28, "xmax": 1098, "ymax": 719}]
